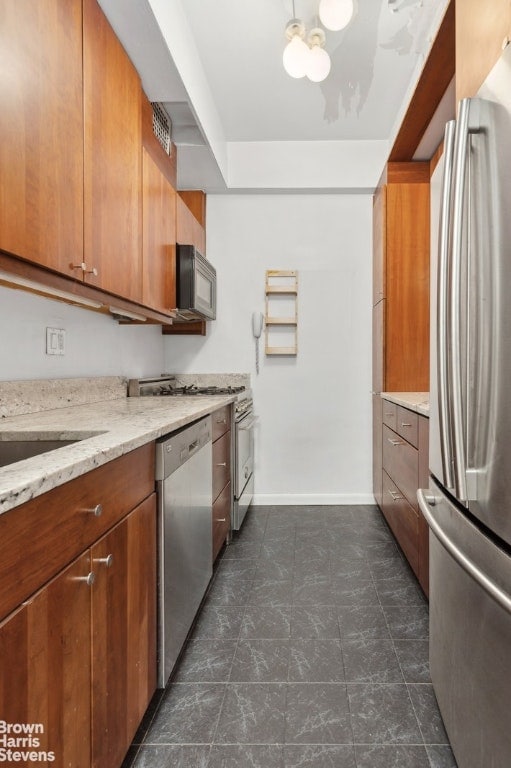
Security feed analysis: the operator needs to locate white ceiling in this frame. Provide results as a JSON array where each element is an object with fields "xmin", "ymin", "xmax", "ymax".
[{"xmin": 98, "ymin": 0, "xmax": 451, "ymax": 192}]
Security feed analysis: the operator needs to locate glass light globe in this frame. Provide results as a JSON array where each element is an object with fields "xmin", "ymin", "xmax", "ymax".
[
  {"xmin": 319, "ymin": 0, "xmax": 354, "ymax": 31},
  {"xmin": 283, "ymin": 35, "xmax": 310, "ymax": 78},
  {"xmin": 306, "ymin": 46, "xmax": 331, "ymax": 82}
]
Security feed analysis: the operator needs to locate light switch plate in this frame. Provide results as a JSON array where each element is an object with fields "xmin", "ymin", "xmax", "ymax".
[{"xmin": 46, "ymin": 327, "xmax": 65, "ymax": 356}]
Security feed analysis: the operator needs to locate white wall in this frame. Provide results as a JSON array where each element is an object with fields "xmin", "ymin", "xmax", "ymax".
[
  {"xmin": 0, "ymin": 286, "xmax": 165, "ymax": 381},
  {"xmin": 164, "ymin": 194, "xmax": 374, "ymax": 504}
]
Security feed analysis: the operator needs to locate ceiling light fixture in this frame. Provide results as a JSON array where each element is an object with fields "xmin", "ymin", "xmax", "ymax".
[
  {"xmin": 283, "ymin": 18, "xmax": 309, "ymax": 78},
  {"xmin": 318, "ymin": 0, "xmax": 355, "ymax": 31},
  {"xmin": 306, "ymin": 27, "xmax": 331, "ymax": 82}
]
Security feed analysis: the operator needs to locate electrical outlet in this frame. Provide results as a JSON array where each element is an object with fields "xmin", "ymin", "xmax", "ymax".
[{"xmin": 46, "ymin": 327, "xmax": 65, "ymax": 356}]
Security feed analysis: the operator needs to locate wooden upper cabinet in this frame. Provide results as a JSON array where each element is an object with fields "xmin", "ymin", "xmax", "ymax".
[
  {"xmin": 177, "ymin": 194, "xmax": 206, "ymax": 254},
  {"xmin": 372, "ymin": 185, "xmax": 386, "ymax": 306},
  {"xmin": 142, "ymin": 149, "xmax": 177, "ymax": 313},
  {"xmin": 83, "ymin": 0, "xmax": 142, "ymax": 302},
  {"xmin": 456, "ymin": 0, "xmax": 511, "ymax": 100},
  {"xmin": 0, "ymin": 0, "xmax": 84, "ymax": 275}
]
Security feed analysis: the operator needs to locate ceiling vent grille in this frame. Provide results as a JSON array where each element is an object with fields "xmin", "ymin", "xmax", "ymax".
[{"xmin": 151, "ymin": 102, "xmax": 172, "ymax": 155}]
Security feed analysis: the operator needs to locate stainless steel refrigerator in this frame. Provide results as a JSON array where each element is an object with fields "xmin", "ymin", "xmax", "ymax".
[{"xmin": 418, "ymin": 43, "xmax": 511, "ymax": 768}]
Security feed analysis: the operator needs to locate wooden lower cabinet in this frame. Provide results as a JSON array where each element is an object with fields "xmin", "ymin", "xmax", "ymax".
[
  {"xmin": 379, "ymin": 399, "xmax": 429, "ymax": 595},
  {"xmin": 0, "ymin": 448, "xmax": 157, "ymax": 768},
  {"xmin": 0, "ymin": 553, "xmax": 92, "ymax": 768},
  {"xmin": 212, "ymin": 405, "xmax": 232, "ymax": 561},
  {"xmin": 91, "ymin": 494, "xmax": 156, "ymax": 768}
]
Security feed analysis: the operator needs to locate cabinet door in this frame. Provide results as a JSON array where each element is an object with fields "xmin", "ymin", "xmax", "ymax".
[
  {"xmin": 372, "ymin": 394, "xmax": 383, "ymax": 509},
  {"xmin": 456, "ymin": 0, "xmax": 511, "ymax": 100},
  {"xmin": 176, "ymin": 195, "xmax": 206, "ymax": 253},
  {"xmin": 0, "ymin": 552, "xmax": 91, "ymax": 768},
  {"xmin": 91, "ymin": 494, "xmax": 157, "ymax": 768},
  {"xmin": 142, "ymin": 148, "xmax": 177, "ymax": 314},
  {"xmin": 83, "ymin": 0, "xmax": 142, "ymax": 301},
  {"xmin": 0, "ymin": 0, "xmax": 83, "ymax": 276},
  {"xmin": 372, "ymin": 185, "xmax": 386, "ymax": 306}
]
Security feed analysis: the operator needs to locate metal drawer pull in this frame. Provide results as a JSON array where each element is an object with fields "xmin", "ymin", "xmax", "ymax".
[
  {"xmin": 216, "ymin": 417, "xmax": 227, "ymax": 424},
  {"xmin": 387, "ymin": 438, "xmax": 404, "ymax": 446},
  {"xmin": 94, "ymin": 554, "xmax": 113, "ymax": 568},
  {"xmin": 216, "ymin": 462, "xmax": 227, "ymax": 467},
  {"xmin": 84, "ymin": 504, "xmax": 103, "ymax": 517},
  {"xmin": 216, "ymin": 518, "xmax": 227, "ymax": 522},
  {"xmin": 389, "ymin": 490, "xmax": 403, "ymax": 501},
  {"xmin": 401, "ymin": 422, "xmax": 412, "ymax": 427},
  {"xmin": 74, "ymin": 572, "xmax": 95, "ymax": 586}
]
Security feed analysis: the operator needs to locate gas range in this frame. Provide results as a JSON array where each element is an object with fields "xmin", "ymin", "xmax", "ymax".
[{"xmin": 128, "ymin": 376, "xmax": 252, "ymax": 419}]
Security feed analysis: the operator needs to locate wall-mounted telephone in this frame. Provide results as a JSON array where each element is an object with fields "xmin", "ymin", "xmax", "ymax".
[
  {"xmin": 252, "ymin": 312, "xmax": 264, "ymax": 374},
  {"xmin": 252, "ymin": 312, "xmax": 264, "ymax": 339}
]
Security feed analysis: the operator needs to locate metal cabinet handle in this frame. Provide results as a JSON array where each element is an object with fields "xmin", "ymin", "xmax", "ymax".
[
  {"xmin": 84, "ymin": 504, "xmax": 103, "ymax": 517},
  {"xmin": 216, "ymin": 462, "xmax": 227, "ymax": 467},
  {"xmin": 387, "ymin": 438, "xmax": 403, "ymax": 446},
  {"xmin": 389, "ymin": 490, "xmax": 403, "ymax": 500},
  {"xmin": 216, "ymin": 417, "xmax": 227, "ymax": 424},
  {"xmin": 74, "ymin": 572, "xmax": 95, "ymax": 586},
  {"xmin": 94, "ymin": 554, "xmax": 113, "ymax": 568},
  {"xmin": 85, "ymin": 265, "xmax": 98, "ymax": 276},
  {"xmin": 401, "ymin": 422, "xmax": 412, "ymax": 427},
  {"xmin": 215, "ymin": 518, "xmax": 227, "ymax": 522}
]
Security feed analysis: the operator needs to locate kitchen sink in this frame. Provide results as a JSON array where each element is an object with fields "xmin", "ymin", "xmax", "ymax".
[{"xmin": 0, "ymin": 432, "xmax": 105, "ymax": 469}]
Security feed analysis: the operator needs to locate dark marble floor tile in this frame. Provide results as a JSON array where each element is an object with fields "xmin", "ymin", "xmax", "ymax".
[
  {"xmin": 222, "ymin": 540, "xmax": 262, "ymax": 560},
  {"xmin": 240, "ymin": 606, "xmax": 292, "ymax": 638},
  {"xmin": 347, "ymin": 683, "xmax": 423, "ymax": 744},
  {"xmin": 260, "ymin": 542, "xmax": 296, "ymax": 563},
  {"xmin": 330, "ymin": 559, "xmax": 368, "ymax": 581},
  {"xmin": 247, "ymin": 579, "xmax": 294, "ymax": 606},
  {"xmin": 191, "ymin": 605, "xmax": 245, "ymax": 639},
  {"xmin": 216, "ymin": 559, "xmax": 258, "ymax": 579},
  {"xmin": 214, "ymin": 683, "xmax": 287, "ymax": 744},
  {"xmin": 230, "ymin": 639, "xmax": 289, "ymax": 682},
  {"xmin": 373, "ymin": 577, "xmax": 427, "ymax": 607},
  {"xmin": 285, "ymin": 683, "xmax": 352, "ymax": 744},
  {"xmin": 254, "ymin": 559, "xmax": 294, "ymax": 580},
  {"xmin": 393, "ymin": 640, "xmax": 430, "ymax": 683},
  {"xmin": 294, "ymin": 541, "xmax": 331, "ymax": 562},
  {"xmin": 131, "ymin": 745, "xmax": 210, "ymax": 768},
  {"xmin": 144, "ymin": 683, "xmax": 225, "ymax": 744},
  {"xmin": 355, "ymin": 745, "xmax": 431, "ymax": 768},
  {"xmin": 173, "ymin": 638, "xmax": 237, "ymax": 682},
  {"xmin": 207, "ymin": 578, "xmax": 254, "ymax": 606},
  {"xmin": 283, "ymin": 744, "xmax": 356, "ymax": 767},
  {"xmin": 368, "ymin": 556, "xmax": 415, "ymax": 580},
  {"xmin": 338, "ymin": 605, "xmax": 390, "ymax": 640},
  {"xmin": 292, "ymin": 575, "xmax": 334, "ymax": 605},
  {"xmin": 408, "ymin": 684, "xmax": 449, "ymax": 744},
  {"xmin": 328, "ymin": 543, "xmax": 368, "ymax": 560},
  {"xmin": 363, "ymin": 542, "xmax": 400, "ymax": 561},
  {"xmin": 332, "ymin": 580, "xmax": 380, "ymax": 606},
  {"xmin": 209, "ymin": 744, "xmax": 283, "ymax": 767},
  {"xmin": 288, "ymin": 639, "xmax": 345, "ymax": 682},
  {"xmin": 426, "ymin": 745, "xmax": 459, "ymax": 768},
  {"xmin": 290, "ymin": 606, "xmax": 341, "ymax": 639},
  {"xmin": 342, "ymin": 639, "xmax": 403, "ymax": 683},
  {"xmin": 294, "ymin": 559, "xmax": 332, "ymax": 580},
  {"xmin": 383, "ymin": 605, "xmax": 429, "ymax": 640}
]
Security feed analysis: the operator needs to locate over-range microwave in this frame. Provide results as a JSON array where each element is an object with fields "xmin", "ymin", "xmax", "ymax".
[{"xmin": 176, "ymin": 244, "xmax": 216, "ymax": 321}]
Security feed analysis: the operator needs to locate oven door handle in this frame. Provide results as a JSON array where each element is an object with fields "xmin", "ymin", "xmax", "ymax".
[{"xmin": 237, "ymin": 415, "xmax": 258, "ymax": 430}]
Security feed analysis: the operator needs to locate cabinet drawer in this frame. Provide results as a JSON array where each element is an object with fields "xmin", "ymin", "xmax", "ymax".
[
  {"xmin": 382, "ymin": 424, "xmax": 418, "ymax": 510},
  {"xmin": 212, "ymin": 481, "xmax": 231, "ymax": 561},
  {"xmin": 212, "ymin": 405, "xmax": 231, "ymax": 441},
  {"xmin": 382, "ymin": 470, "xmax": 419, "ymax": 576},
  {"xmin": 213, "ymin": 431, "xmax": 231, "ymax": 502},
  {"xmin": 382, "ymin": 400, "xmax": 397, "ymax": 431},
  {"xmin": 396, "ymin": 406, "xmax": 419, "ymax": 447},
  {"xmin": 0, "ymin": 442, "xmax": 155, "ymax": 622}
]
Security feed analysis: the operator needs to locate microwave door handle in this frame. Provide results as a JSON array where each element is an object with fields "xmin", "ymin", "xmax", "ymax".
[{"xmin": 437, "ymin": 120, "xmax": 456, "ymax": 491}]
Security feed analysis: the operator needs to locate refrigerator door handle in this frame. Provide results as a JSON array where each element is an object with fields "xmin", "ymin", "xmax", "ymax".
[
  {"xmin": 450, "ymin": 98, "xmax": 473, "ymax": 503},
  {"xmin": 418, "ymin": 489, "xmax": 511, "ymax": 613},
  {"xmin": 437, "ymin": 120, "xmax": 456, "ymax": 491}
]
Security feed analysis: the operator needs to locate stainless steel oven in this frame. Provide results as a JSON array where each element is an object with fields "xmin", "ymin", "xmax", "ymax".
[{"xmin": 233, "ymin": 397, "xmax": 256, "ymax": 530}]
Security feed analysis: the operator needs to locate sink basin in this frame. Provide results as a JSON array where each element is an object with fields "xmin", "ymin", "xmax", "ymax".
[{"xmin": 0, "ymin": 439, "xmax": 80, "ymax": 468}]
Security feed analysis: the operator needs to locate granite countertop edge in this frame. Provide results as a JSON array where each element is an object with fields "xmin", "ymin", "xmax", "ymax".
[
  {"xmin": 0, "ymin": 395, "xmax": 236, "ymax": 516},
  {"xmin": 381, "ymin": 391, "xmax": 430, "ymax": 417}
]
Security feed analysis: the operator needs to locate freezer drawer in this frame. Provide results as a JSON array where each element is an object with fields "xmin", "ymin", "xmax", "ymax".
[{"xmin": 419, "ymin": 482, "xmax": 511, "ymax": 768}]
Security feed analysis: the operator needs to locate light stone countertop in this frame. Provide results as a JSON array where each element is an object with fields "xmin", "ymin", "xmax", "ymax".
[
  {"xmin": 381, "ymin": 392, "xmax": 430, "ymax": 417},
  {"xmin": 0, "ymin": 395, "xmax": 236, "ymax": 516}
]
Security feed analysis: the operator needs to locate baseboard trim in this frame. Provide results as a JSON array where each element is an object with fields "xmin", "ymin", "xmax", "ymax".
[{"xmin": 252, "ymin": 493, "xmax": 376, "ymax": 506}]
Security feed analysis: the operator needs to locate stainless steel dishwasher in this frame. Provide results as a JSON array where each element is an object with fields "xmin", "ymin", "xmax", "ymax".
[{"xmin": 155, "ymin": 415, "xmax": 212, "ymax": 687}]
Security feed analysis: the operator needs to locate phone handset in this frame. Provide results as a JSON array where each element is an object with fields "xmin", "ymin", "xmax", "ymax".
[
  {"xmin": 252, "ymin": 311, "xmax": 264, "ymax": 339},
  {"xmin": 252, "ymin": 312, "xmax": 264, "ymax": 373}
]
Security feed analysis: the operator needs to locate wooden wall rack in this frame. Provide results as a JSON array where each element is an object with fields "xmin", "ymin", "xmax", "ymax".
[{"xmin": 264, "ymin": 270, "xmax": 298, "ymax": 356}]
